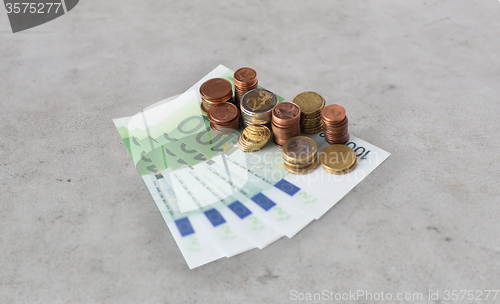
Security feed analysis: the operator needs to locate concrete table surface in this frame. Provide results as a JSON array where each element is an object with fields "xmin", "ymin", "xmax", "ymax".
[{"xmin": 1, "ymin": 0, "xmax": 499, "ymax": 303}]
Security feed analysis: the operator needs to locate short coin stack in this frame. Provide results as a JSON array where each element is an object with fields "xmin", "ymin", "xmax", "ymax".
[
  {"xmin": 282, "ymin": 136, "xmax": 318, "ymax": 175},
  {"xmin": 237, "ymin": 125, "xmax": 271, "ymax": 152},
  {"xmin": 292, "ymin": 91, "xmax": 325, "ymax": 134},
  {"xmin": 233, "ymin": 67, "xmax": 258, "ymax": 109},
  {"xmin": 207, "ymin": 102, "xmax": 240, "ymax": 134},
  {"xmin": 272, "ymin": 102, "xmax": 301, "ymax": 147},
  {"xmin": 319, "ymin": 144, "xmax": 357, "ymax": 174},
  {"xmin": 199, "ymin": 78, "xmax": 233, "ymax": 114},
  {"xmin": 321, "ymin": 104, "xmax": 350, "ymax": 144},
  {"xmin": 240, "ymin": 88, "xmax": 278, "ymax": 127}
]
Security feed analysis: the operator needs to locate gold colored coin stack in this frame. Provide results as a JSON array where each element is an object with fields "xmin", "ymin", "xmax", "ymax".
[
  {"xmin": 319, "ymin": 144, "xmax": 357, "ymax": 175},
  {"xmin": 237, "ymin": 125, "xmax": 272, "ymax": 152},
  {"xmin": 199, "ymin": 78, "xmax": 233, "ymax": 114},
  {"xmin": 321, "ymin": 104, "xmax": 350, "ymax": 144},
  {"xmin": 272, "ymin": 102, "xmax": 301, "ymax": 147},
  {"xmin": 207, "ymin": 102, "xmax": 240, "ymax": 134},
  {"xmin": 292, "ymin": 91, "xmax": 325, "ymax": 134},
  {"xmin": 240, "ymin": 88, "xmax": 278, "ymax": 127},
  {"xmin": 233, "ymin": 67, "xmax": 258, "ymax": 109},
  {"xmin": 282, "ymin": 136, "xmax": 319, "ymax": 175}
]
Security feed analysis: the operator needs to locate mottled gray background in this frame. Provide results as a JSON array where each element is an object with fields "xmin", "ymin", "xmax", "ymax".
[{"xmin": 1, "ymin": 0, "xmax": 499, "ymax": 303}]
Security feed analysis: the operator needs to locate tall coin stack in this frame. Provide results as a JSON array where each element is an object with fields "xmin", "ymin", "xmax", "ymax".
[
  {"xmin": 282, "ymin": 136, "xmax": 319, "ymax": 175},
  {"xmin": 272, "ymin": 102, "xmax": 301, "ymax": 147},
  {"xmin": 199, "ymin": 78, "xmax": 233, "ymax": 114},
  {"xmin": 240, "ymin": 88, "xmax": 278, "ymax": 127},
  {"xmin": 321, "ymin": 104, "xmax": 350, "ymax": 144},
  {"xmin": 207, "ymin": 102, "xmax": 240, "ymax": 134},
  {"xmin": 292, "ymin": 91, "xmax": 325, "ymax": 134},
  {"xmin": 233, "ymin": 67, "xmax": 258, "ymax": 109}
]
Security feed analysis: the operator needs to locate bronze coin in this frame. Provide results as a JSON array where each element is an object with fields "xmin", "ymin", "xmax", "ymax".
[
  {"xmin": 200, "ymin": 78, "xmax": 233, "ymax": 101},
  {"xmin": 234, "ymin": 67, "xmax": 257, "ymax": 86},
  {"xmin": 210, "ymin": 122, "xmax": 238, "ymax": 134},
  {"xmin": 321, "ymin": 104, "xmax": 346, "ymax": 124},
  {"xmin": 272, "ymin": 102, "xmax": 301, "ymax": 126},
  {"xmin": 208, "ymin": 102, "xmax": 238, "ymax": 124}
]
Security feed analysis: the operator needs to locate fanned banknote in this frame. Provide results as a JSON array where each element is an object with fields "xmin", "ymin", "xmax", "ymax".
[{"xmin": 113, "ymin": 65, "xmax": 391, "ymax": 269}]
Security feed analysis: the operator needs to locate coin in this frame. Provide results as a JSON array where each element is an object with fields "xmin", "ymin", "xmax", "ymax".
[
  {"xmin": 243, "ymin": 89, "xmax": 275, "ymax": 112},
  {"xmin": 234, "ymin": 67, "xmax": 258, "ymax": 109},
  {"xmin": 272, "ymin": 102, "xmax": 301, "ymax": 126},
  {"xmin": 291, "ymin": 91, "xmax": 326, "ymax": 134},
  {"xmin": 292, "ymin": 92, "xmax": 325, "ymax": 115},
  {"xmin": 209, "ymin": 102, "xmax": 238, "ymax": 123},
  {"xmin": 318, "ymin": 144, "xmax": 357, "ymax": 174},
  {"xmin": 241, "ymin": 88, "xmax": 278, "ymax": 127},
  {"xmin": 325, "ymin": 157, "xmax": 357, "ymax": 175},
  {"xmin": 282, "ymin": 136, "xmax": 317, "ymax": 164},
  {"xmin": 281, "ymin": 136, "xmax": 318, "ymax": 175},
  {"xmin": 272, "ymin": 102, "xmax": 301, "ymax": 147},
  {"xmin": 284, "ymin": 157, "xmax": 319, "ymax": 175},
  {"xmin": 237, "ymin": 125, "xmax": 271, "ymax": 152},
  {"xmin": 207, "ymin": 102, "xmax": 239, "ymax": 134},
  {"xmin": 321, "ymin": 104, "xmax": 346, "ymax": 124},
  {"xmin": 234, "ymin": 67, "xmax": 257, "ymax": 86},
  {"xmin": 200, "ymin": 101, "xmax": 210, "ymax": 115},
  {"xmin": 199, "ymin": 78, "xmax": 233, "ymax": 112},
  {"xmin": 321, "ymin": 105, "xmax": 350, "ymax": 144},
  {"xmin": 200, "ymin": 78, "xmax": 232, "ymax": 101}
]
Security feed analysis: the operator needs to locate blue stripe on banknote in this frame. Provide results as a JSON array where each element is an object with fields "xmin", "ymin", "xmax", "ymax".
[
  {"xmin": 251, "ymin": 193, "xmax": 276, "ymax": 211},
  {"xmin": 204, "ymin": 208, "xmax": 226, "ymax": 227},
  {"xmin": 175, "ymin": 217, "xmax": 195, "ymax": 236},
  {"xmin": 227, "ymin": 201, "xmax": 252, "ymax": 219},
  {"xmin": 274, "ymin": 179, "xmax": 301, "ymax": 196}
]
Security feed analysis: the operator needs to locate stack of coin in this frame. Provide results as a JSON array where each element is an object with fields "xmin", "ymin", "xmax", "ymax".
[
  {"xmin": 282, "ymin": 136, "xmax": 318, "ymax": 175},
  {"xmin": 319, "ymin": 144, "xmax": 357, "ymax": 174},
  {"xmin": 240, "ymin": 88, "xmax": 278, "ymax": 127},
  {"xmin": 291, "ymin": 91, "xmax": 325, "ymax": 134},
  {"xmin": 233, "ymin": 67, "xmax": 258, "ymax": 108},
  {"xmin": 207, "ymin": 102, "xmax": 240, "ymax": 134},
  {"xmin": 237, "ymin": 125, "xmax": 271, "ymax": 152},
  {"xmin": 321, "ymin": 104, "xmax": 350, "ymax": 144},
  {"xmin": 199, "ymin": 78, "xmax": 233, "ymax": 114},
  {"xmin": 272, "ymin": 102, "xmax": 301, "ymax": 147}
]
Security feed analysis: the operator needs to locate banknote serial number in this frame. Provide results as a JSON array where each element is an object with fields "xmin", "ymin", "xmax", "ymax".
[{"xmin": 5, "ymin": 2, "xmax": 62, "ymax": 14}]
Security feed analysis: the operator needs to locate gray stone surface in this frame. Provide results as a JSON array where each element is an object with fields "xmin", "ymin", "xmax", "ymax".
[{"xmin": 1, "ymin": 0, "xmax": 500, "ymax": 303}]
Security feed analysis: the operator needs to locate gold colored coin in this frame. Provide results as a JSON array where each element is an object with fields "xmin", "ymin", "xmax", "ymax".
[
  {"xmin": 237, "ymin": 125, "xmax": 271, "ymax": 152},
  {"xmin": 284, "ymin": 157, "xmax": 319, "ymax": 175},
  {"xmin": 322, "ymin": 157, "xmax": 357, "ymax": 175},
  {"xmin": 301, "ymin": 127, "xmax": 324, "ymax": 134},
  {"xmin": 319, "ymin": 144, "xmax": 357, "ymax": 173},
  {"xmin": 282, "ymin": 136, "xmax": 317, "ymax": 164},
  {"xmin": 292, "ymin": 91, "xmax": 326, "ymax": 115},
  {"xmin": 241, "ymin": 125, "xmax": 271, "ymax": 143},
  {"xmin": 283, "ymin": 155, "xmax": 318, "ymax": 169}
]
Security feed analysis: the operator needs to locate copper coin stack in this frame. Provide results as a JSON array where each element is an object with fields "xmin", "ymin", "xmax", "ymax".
[
  {"xmin": 240, "ymin": 88, "xmax": 278, "ymax": 127},
  {"xmin": 321, "ymin": 104, "xmax": 350, "ymax": 144},
  {"xmin": 272, "ymin": 102, "xmax": 301, "ymax": 147},
  {"xmin": 207, "ymin": 102, "xmax": 240, "ymax": 134},
  {"xmin": 199, "ymin": 78, "xmax": 233, "ymax": 114},
  {"xmin": 233, "ymin": 67, "xmax": 258, "ymax": 109}
]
